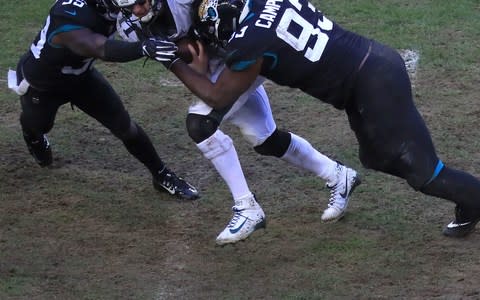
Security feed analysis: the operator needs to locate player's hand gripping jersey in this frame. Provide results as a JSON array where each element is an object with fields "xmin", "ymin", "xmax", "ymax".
[
  {"xmin": 221, "ymin": 0, "xmax": 372, "ymax": 109},
  {"xmin": 116, "ymin": 0, "xmax": 230, "ymax": 74}
]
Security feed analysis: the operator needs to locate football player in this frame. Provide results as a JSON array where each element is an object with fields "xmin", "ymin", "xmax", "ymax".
[
  {"xmin": 8, "ymin": 0, "xmax": 199, "ymax": 200},
  {"xmin": 114, "ymin": 0, "xmax": 361, "ymax": 245},
  {"xmin": 166, "ymin": 0, "xmax": 480, "ymax": 237}
]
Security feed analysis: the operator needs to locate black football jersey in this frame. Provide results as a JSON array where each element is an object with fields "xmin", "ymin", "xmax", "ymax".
[
  {"xmin": 22, "ymin": 0, "xmax": 116, "ymax": 86},
  {"xmin": 224, "ymin": 0, "xmax": 372, "ymax": 109}
]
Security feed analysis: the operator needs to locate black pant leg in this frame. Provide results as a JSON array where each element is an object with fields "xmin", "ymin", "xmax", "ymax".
[
  {"xmin": 348, "ymin": 41, "xmax": 480, "ymax": 209},
  {"xmin": 69, "ymin": 69, "xmax": 165, "ymax": 175}
]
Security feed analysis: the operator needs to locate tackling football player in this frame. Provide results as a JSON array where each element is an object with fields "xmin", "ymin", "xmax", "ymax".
[
  {"xmin": 113, "ymin": 0, "xmax": 361, "ymax": 245},
  {"xmin": 8, "ymin": 0, "xmax": 199, "ymax": 200},
  {"xmin": 166, "ymin": 0, "xmax": 480, "ymax": 237}
]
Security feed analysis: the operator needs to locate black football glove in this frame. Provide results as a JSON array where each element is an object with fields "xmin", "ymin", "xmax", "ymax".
[{"xmin": 142, "ymin": 37, "xmax": 180, "ymax": 69}]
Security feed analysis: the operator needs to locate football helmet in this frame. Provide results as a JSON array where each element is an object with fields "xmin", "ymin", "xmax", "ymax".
[
  {"xmin": 112, "ymin": 0, "xmax": 163, "ymax": 22},
  {"xmin": 87, "ymin": 0, "xmax": 120, "ymax": 20},
  {"xmin": 194, "ymin": 0, "xmax": 245, "ymax": 48}
]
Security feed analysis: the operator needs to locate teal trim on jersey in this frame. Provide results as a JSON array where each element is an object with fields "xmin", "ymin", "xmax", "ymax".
[
  {"xmin": 47, "ymin": 24, "xmax": 85, "ymax": 48},
  {"xmin": 246, "ymin": 0, "xmax": 254, "ymax": 21},
  {"xmin": 231, "ymin": 59, "xmax": 256, "ymax": 71},
  {"xmin": 424, "ymin": 160, "xmax": 444, "ymax": 186},
  {"xmin": 263, "ymin": 52, "xmax": 278, "ymax": 70},
  {"xmin": 231, "ymin": 53, "xmax": 277, "ymax": 71},
  {"xmin": 244, "ymin": 12, "xmax": 255, "ymax": 22},
  {"xmin": 240, "ymin": 0, "xmax": 255, "ymax": 24}
]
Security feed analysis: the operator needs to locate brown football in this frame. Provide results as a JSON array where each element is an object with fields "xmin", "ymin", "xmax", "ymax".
[{"xmin": 176, "ymin": 37, "xmax": 199, "ymax": 64}]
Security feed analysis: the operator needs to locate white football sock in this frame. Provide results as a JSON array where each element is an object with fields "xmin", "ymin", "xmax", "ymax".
[
  {"xmin": 197, "ymin": 130, "xmax": 252, "ymax": 199},
  {"xmin": 281, "ymin": 133, "xmax": 337, "ymax": 182}
]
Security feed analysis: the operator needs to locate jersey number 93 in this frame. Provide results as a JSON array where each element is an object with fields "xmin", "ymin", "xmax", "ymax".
[{"xmin": 276, "ymin": 0, "xmax": 332, "ymax": 62}]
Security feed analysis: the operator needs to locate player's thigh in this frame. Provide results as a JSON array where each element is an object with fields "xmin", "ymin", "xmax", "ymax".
[
  {"xmin": 70, "ymin": 69, "xmax": 131, "ymax": 134},
  {"xmin": 187, "ymin": 75, "xmax": 270, "ymax": 146},
  {"xmin": 20, "ymin": 88, "xmax": 64, "ymax": 132},
  {"xmin": 349, "ymin": 78, "xmax": 438, "ymax": 182},
  {"xmin": 228, "ymin": 85, "xmax": 277, "ymax": 146}
]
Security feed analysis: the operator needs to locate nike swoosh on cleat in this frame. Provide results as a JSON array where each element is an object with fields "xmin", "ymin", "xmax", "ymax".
[
  {"xmin": 229, "ymin": 218, "xmax": 247, "ymax": 234},
  {"xmin": 65, "ymin": 10, "xmax": 77, "ymax": 16},
  {"xmin": 446, "ymin": 221, "xmax": 471, "ymax": 228},
  {"xmin": 340, "ymin": 172, "xmax": 349, "ymax": 198},
  {"xmin": 160, "ymin": 184, "xmax": 176, "ymax": 195}
]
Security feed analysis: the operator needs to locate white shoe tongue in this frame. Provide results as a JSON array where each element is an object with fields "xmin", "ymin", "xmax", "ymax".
[{"xmin": 234, "ymin": 194, "xmax": 256, "ymax": 208}]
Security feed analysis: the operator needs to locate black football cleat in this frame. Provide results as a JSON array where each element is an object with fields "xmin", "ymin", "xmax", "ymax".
[
  {"xmin": 23, "ymin": 133, "xmax": 53, "ymax": 167},
  {"xmin": 153, "ymin": 168, "xmax": 200, "ymax": 200},
  {"xmin": 443, "ymin": 205, "xmax": 480, "ymax": 238}
]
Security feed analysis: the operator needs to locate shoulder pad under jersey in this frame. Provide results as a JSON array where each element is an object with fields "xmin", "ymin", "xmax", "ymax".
[
  {"xmin": 50, "ymin": 0, "xmax": 98, "ymax": 29},
  {"xmin": 174, "ymin": 0, "xmax": 195, "ymax": 5},
  {"xmin": 116, "ymin": 12, "xmax": 142, "ymax": 42},
  {"xmin": 224, "ymin": 27, "xmax": 266, "ymax": 71}
]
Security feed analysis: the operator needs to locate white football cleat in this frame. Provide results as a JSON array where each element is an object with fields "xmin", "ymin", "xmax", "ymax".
[
  {"xmin": 321, "ymin": 162, "xmax": 361, "ymax": 222},
  {"xmin": 216, "ymin": 194, "xmax": 266, "ymax": 245}
]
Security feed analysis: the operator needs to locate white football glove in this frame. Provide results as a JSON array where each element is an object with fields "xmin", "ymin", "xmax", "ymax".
[{"xmin": 141, "ymin": 38, "xmax": 180, "ymax": 69}]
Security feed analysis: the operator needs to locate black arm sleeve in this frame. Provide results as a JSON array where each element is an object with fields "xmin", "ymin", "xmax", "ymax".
[{"xmin": 104, "ymin": 39, "xmax": 144, "ymax": 62}]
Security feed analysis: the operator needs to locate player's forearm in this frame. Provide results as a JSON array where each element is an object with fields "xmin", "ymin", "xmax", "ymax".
[
  {"xmin": 57, "ymin": 30, "xmax": 144, "ymax": 62},
  {"xmin": 103, "ymin": 39, "xmax": 144, "ymax": 62},
  {"xmin": 170, "ymin": 61, "xmax": 237, "ymax": 109}
]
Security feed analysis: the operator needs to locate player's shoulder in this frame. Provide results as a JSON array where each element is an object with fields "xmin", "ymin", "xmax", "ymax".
[
  {"xmin": 166, "ymin": 0, "xmax": 194, "ymax": 12},
  {"xmin": 229, "ymin": 22, "xmax": 267, "ymax": 50},
  {"xmin": 224, "ymin": 41, "xmax": 260, "ymax": 71},
  {"xmin": 50, "ymin": 0, "xmax": 97, "ymax": 27},
  {"xmin": 224, "ymin": 23, "xmax": 273, "ymax": 70},
  {"xmin": 171, "ymin": 0, "xmax": 195, "ymax": 5}
]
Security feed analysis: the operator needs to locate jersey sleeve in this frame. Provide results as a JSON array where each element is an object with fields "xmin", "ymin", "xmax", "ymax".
[
  {"xmin": 50, "ymin": 1, "xmax": 98, "ymax": 32},
  {"xmin": 116, "ymin": 13, "xmax": 142, "ymax": 42}
]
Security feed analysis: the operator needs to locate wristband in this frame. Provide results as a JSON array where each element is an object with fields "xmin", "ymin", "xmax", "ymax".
[{"xmin": 164, "ymin": 57, "xmax": 181, "ymax": 70}]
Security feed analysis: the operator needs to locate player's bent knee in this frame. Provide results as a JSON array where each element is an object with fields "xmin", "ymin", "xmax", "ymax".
[
  {"xmin": 186, "ymin": 113, "xmax": 219, "ymax": 143},
  {"xmin": 113, "ymin": 120, "xmax": 138, "ymax": 141},
  {"xmin": 405, "ymin": 175, "xmax": 427, "ymax": 191},
  {"xmin": 254, "ymin": 129, "xmax": 291, "ymax": 157},
  {"xmin": 399, "ymin": 156, "xmax": 444, "ymax": 191},
  {"xmin": 197, "ymin": 130, "xmax": 233, "ymax": 160}
]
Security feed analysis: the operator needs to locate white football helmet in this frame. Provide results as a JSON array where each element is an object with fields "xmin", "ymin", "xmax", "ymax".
[
  {"xmin": 112, "ymin": 0, "xmax": 162, "ymax": 22},
  {"xmin": 88, "ymin": 0, "xmax": 120, "ymax": 20}
]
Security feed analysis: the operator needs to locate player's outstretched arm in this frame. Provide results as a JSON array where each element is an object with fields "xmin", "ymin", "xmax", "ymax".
[{"xmin": 52, "ymin": 28, "xmax": 177, "ymax": 63}]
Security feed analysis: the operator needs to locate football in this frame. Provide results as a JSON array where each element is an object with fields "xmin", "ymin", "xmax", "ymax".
[{"xmin": 176, "ymin": 37, "xmax": 200, "ymax": 64}]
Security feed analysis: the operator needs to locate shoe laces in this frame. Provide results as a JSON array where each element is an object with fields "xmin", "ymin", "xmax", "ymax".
[
  {"xmin": 454, "ymin": 206, "xmax": 462, "ymax": 222},
  {"xmin": 326, "ymin": 166, "xmax": 346, "ymax": 208},
  {"xmin": 42, "ymin": 135, "xmax": 50, "ymax": 148},
  {"xmin": 29, "ymin": 135, "xmax": 49, "ymax": 149},
  {"xmin": 159, "ymin": 168, "xmax": 178, "ymax": 189},
  {"xmin": 227, "ymin": 208, "xmax": 244, "ymax": 228},
  {"xmin": 327, "ymin": 185, "xmax": 341, "ymax": 208},
  {"xmin": 454, "ymin": 205, "xmax": 478, "ymax": 223}
]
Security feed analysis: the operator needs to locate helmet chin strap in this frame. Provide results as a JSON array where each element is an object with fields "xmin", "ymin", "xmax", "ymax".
[
  {"xmin": 119, "ymin": 7, "xmax": 152, "ymax": 23},
  {"xmin": 103, "ymin": 11, "xmax": 119, "ymax": 21},
  {"xmin": 140, "ymin": 9, "xmax": 154, "ymax": 22},
  {"xmin": 137, "ymin": 0, "xmax": 162, "ymax": 23}
]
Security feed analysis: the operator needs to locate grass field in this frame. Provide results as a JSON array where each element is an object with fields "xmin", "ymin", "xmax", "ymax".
[{"xmin": 1, "ymin": 0, "xmax": 480, "ymax": 299}]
